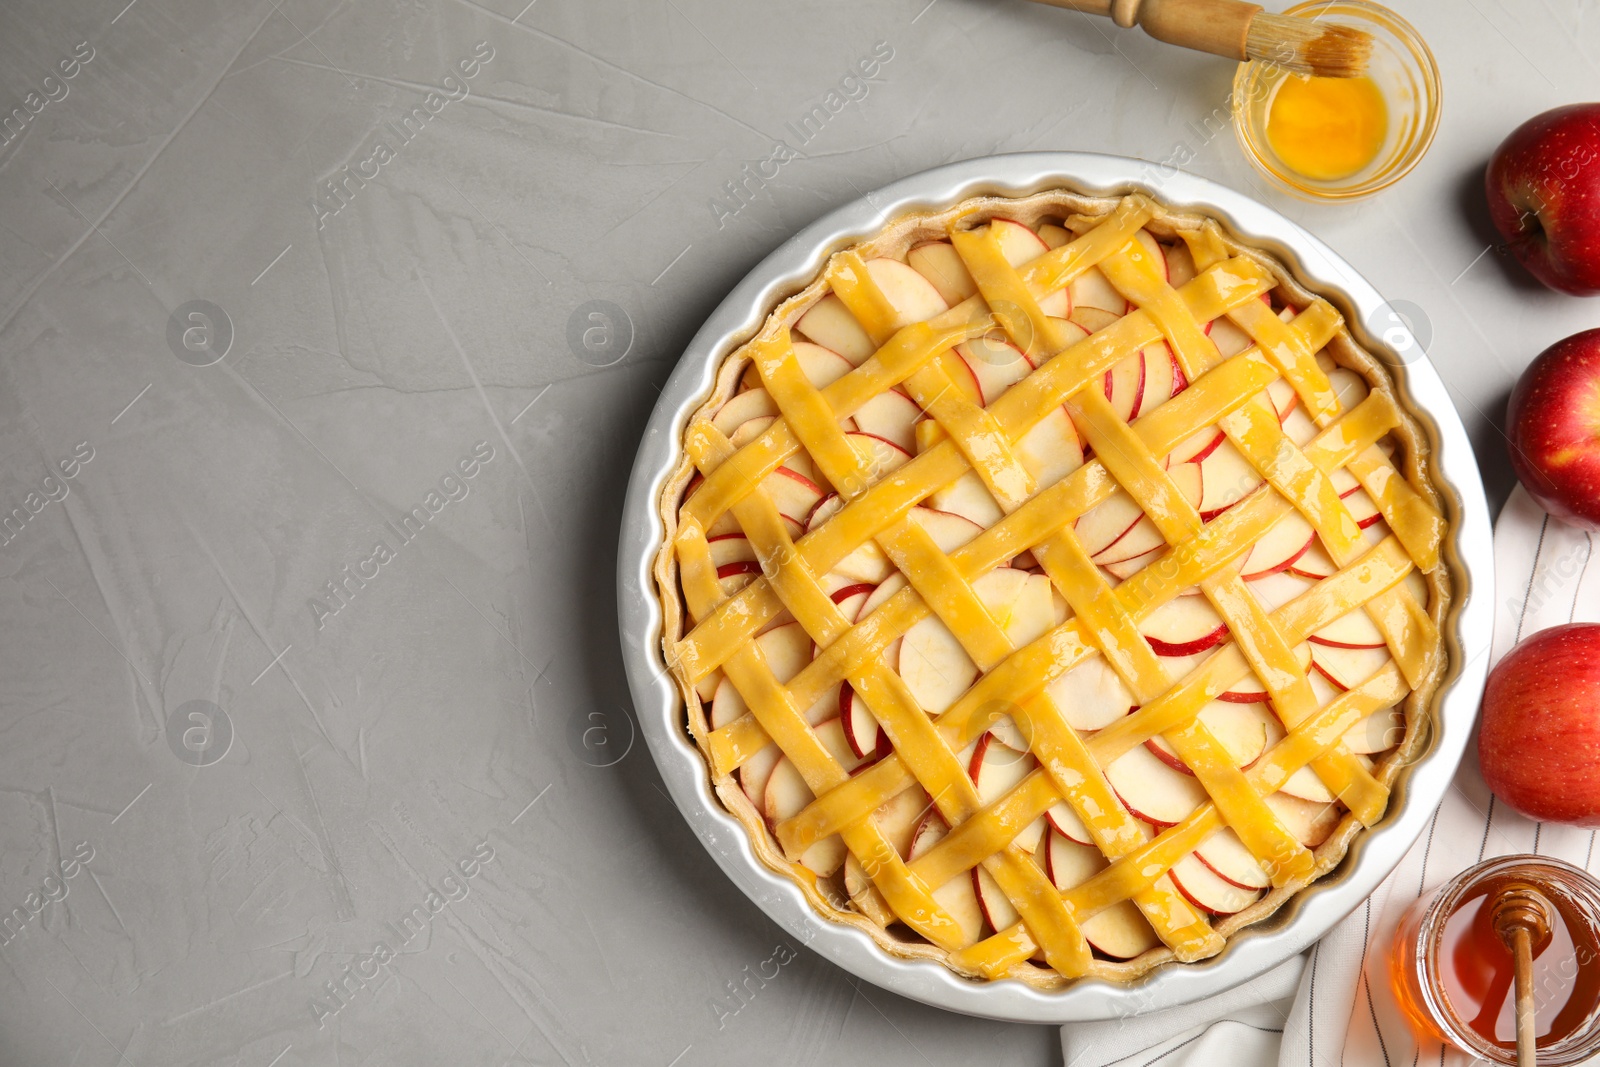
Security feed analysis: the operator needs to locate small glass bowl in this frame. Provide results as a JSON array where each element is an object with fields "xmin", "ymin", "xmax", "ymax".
[{"xmin": 1232, "ymin": 0, "xmax": 1441, "ymax": 200}]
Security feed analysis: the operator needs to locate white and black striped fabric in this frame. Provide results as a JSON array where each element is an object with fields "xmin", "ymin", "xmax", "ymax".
[{"xmin": 1063, "ymin": 484, "xmax": 1600, "ymax": 1067}]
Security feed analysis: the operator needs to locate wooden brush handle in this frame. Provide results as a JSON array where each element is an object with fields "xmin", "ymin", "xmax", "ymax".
[{"xmin": 1028, "ymin": 0, "xmax": 1264, "ymax": 62}]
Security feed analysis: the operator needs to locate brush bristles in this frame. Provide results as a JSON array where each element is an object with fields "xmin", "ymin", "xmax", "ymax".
[{"xmin": 1245, "ymin": 13, "xmax": 1374, "ymax": 78}]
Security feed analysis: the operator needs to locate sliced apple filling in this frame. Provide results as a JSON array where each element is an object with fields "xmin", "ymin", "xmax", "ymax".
[{"xmin": 665, "ymin": 192, "xmax": 1448, "ymax": 986}]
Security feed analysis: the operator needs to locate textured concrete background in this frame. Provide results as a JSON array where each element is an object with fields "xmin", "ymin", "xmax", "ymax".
[{"xmin": 0, "ymin": 0, "xmax": 1594, "ymax": 1064}]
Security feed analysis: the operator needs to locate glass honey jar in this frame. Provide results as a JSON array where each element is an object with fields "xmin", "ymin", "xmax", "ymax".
[{"xmin": 1390, "ymin": 855, "xmax": 1600, "ymax": 1065}]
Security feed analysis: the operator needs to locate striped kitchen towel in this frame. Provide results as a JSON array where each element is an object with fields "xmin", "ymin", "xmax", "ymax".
[{"xmin": 1063, "ymin": 484, "xmax": 1600, "ymax": 1067}]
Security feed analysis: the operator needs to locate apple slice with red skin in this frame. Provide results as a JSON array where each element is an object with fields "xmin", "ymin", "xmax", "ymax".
[
  {"xmin": 841, "ymin": 687, "xmax": 891, "ymax": 760},
  {"xmin": 1327, "ymin": 367, "xmax": 1370, "ymax": 411},
  {"xmin": 1170, "ymin": 853, "xmax": 1263, "ymax": 915},
  {"xmin": 1201, "ymin": 291, "xmax": 1270, "ymax": 348},
  {"xmin": 850, "ymin": 388, "xmax": 922, "ymax": 453},
  {"xmin": 710, "ymin": 624, "xmax": 812, "ymax": 728},
  {"xmin": 1216, "ymin": 655, "xmax": 1306, "ymax": 704},
  {"xmin": 715, "ymin": 562, "xmax": 759, "ymax": 597},
  {"xmin": 1244, "ymin": 570, "xmax": 1317, "ymax": 613},
  {"xmin": 1141, "ymin": 595, "xmax": 1228, "ymax": 657},
  {"xmin": 1140, "ymin": 343, "xmax": 1185, "ymax": 412},
  {"xmin": 1337, "ymin": 480, "xmax": 1382, "ymax": 529},
  {"xmin": 974, "ymin": 569, "xmax": 1059, "ymax": 650},
  {"xmin": 1204, "ymin": 701, "xmax": 1280, "ymax": 765},
  {"xmin": 1170, "ymin": 426, "xmax": 1226, "ymax": 466},
  {"xmin": 969, "ymin": 732, "xmax": 1047, "ymax": 853},
  {"xmin": 1279, "ymin": 402, "xmax": 1318, "ymax": 447},
  {"xmin": 1266, "ymin": 378, "xmax": 1299, "ymax": 423},
  {"xmin": 713, "ymin": 388, "xmax": 779, "ymax": 435},
  {"xmin": 1092, "ymin": 464, "xmax": 1202, "ymax": 565},
  {"xmin": 859, "ymin": 574, "xmax": 905, "ymax": 617},
  {"xmin": 1240, "ymin": 512, "xmax": 1317, "ymax": 580},
  {"xmin": 808, "ymin": 492, "xmax": 895, "ymax": 585},
  {"xmin": 1280, "ymin": 764, "xmax": 1336, "ymax": 804},
  {"xmin": 1045, "ymin": 656, "xmax": 1137, "ymax": 731},
  {"xmin": 765, "ymin": 776, "xmax": 846, "ymax": 877},
  {"xmin": 1153, "ymin": 648, "xmax": 1214, "ymax": 686},
  {"xmin": 1144, "ymin": 735, "xmax": 1190, "ymax": 775},
  {"xmin": 958, "ymin": 332, "xmax": 1035, "ymax": 405},
  {"xmin": 876, "ymin": 785, "xmax": 934, "ymax": 858},
  {"xmin": 1312, "ymin": 643, "xmax": 1392, "ymax": 691},
  {"xmin": 1132, "ymin": 230, "xmax": 1169, "ymax": 279},
  {"xmin": 1047, "ymin": 800, "xmax": 1095, "ymax": 845},
  {"xmin": 989, "ymin": 219, "xmax": 1069, "ymax": 316},
  {"xmin": 908, "ymin": 812, "xmax": 986, "ymax": 944},
  {"xmin": 1144, "ymin": 702, "xmax": 1276, "ymax": 776},
  {"xmin": 693, "ymin": 667, "xmax": 722, "ymax": 703},
  {"xmin": 726, "ymin": 413, "xmax": 775, "ymax": 449},
  {"xmin": 1038, "ymin": 223, "xmax": 1070, "ymax": 250},
  {"xmin": 738, "ymin": 745, "xmax": 782, "ymax": 816},
  {"xmin": 908, "ymin": 506, "xmax": 984, "ymax": 552},
  {"xmin": 1104, "ymin": 349, "xmax": 1147, "ymax": 422},
  {"xmin": 813, "ymin": 716, "xmax": 867, "ymax": 770},
  {"xmin": 708, "ymin": 533, "xmax": 758, "ymax": 568},
  {"xmin": 825, "ymin": 580, "xmax": 874, "ymax": 629},
  {"xmin": 1084, "ymin": 898, "xmax": 1161, "ymax": 959},
  {"xmin": 1344, "ymin": 707, "xmax": 1404, "ymax": 755},
  {"xmin": 1308, "ymin": 665, "xmax": 1346, "ymax": 709},
  {"xmin": 1209, "ymin": 316, "xmax": 1255, "ymax": 359},
  {"xmin": 807, "ymin": 491, "xmax": 843, "ymax": 531},
  {"xmin": 1077, "ymin": 489, "xmax": 1145, "ymax": 558},
  {"xmin": 1070, "ymin": 306, "xmax": 1122, "ymax": 338},
  {"xmin": 929, "ymin": 469, "xmax": 1005, "ymax": 527},
  {"xmin": 1287, "ymin": 541, "xmax": 1336, "ymax": 581},
  {"xmin": 1042, "ymin": 828, "xmax": 1160, "ymax": 958},
  {"xmin": 793, "ymin": 341, "xmax": 855, "ymax": 388},
  {"xmin": 1264, "ymin": 790, "xmax": 1341, "ymax": 847},
  {"xmin": 1308, "ymin": 610, "xmax": 1387, "ymax": 650},
  {"xmin": 1044, "ymin": 826, "xmax": 1108, "ymax": 888},
  {"xmin": 1107, "ymin": 743, "xmax": 1209, "ymax": 826},
  {"xmin": 1070, "ymin": 266, "xmax": 1128, "ymax": 316},
  {"xmin": 973, "ymin": 863, "xmax": 1019, "ymax": 934},
  {"xmin": 1196, "ymin": 827, "xmax": 1272, "ymax": 889},
  {"xmin": 1197, "ymin": 440, "xmax": 1264, "ymax": 520},
  {"xmin": 846, "ymin": 431, "xmax": 912, "ymax": 485},
  {"xmin": 866, "ymin": 257, "xmax": 950, "ymax": 327},
  {"xmin": 1102, "ymin": 546, "xmax": 1164, "ymax": 581},
  {"xmin": 907, "ymin": 241, "xmax": 977, "ymax": 306},
  {"xmin": 824, "ymin": 582, "xmax": 877, "ymax": 754},
  {"xmin": 763, "ymin": 466, "xmax": 826, "ymax": 526},
  {"xmin": 796, "ymin": 294, "xmax": 875, "ymax": 364}
]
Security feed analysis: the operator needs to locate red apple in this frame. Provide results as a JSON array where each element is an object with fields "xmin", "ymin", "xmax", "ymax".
[
  {"xmin": 1506, "ymin": 328, "xmax": 1600, "ymax": 529},
  {"xmin": 1485, "ymin": 103, "xmax": 1600, "ymax": 296},
  {"xmin": 1478, "ymin": 623, "xmax": 1600, "ymax": 826}
]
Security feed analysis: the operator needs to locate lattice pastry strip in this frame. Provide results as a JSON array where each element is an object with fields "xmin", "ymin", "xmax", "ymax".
[{"xmin": 659, "ymin": 191, "xmax": 1450, "ymax": 986}]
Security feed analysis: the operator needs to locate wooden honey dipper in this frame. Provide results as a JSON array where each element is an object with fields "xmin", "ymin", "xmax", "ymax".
[{"xmin": 1492, "ymin": 883, "xmax": 1558, "ymax": 1067}]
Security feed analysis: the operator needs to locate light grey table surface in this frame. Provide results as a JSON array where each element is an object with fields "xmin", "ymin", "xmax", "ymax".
[{"xmin": 0, "ymin": 0, "xmax": 1593, "ymax": 1064}]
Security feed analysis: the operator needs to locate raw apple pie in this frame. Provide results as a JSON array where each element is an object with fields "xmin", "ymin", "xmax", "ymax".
[{"xmin": 654, "ymin": 189, "xmax": 1451, "ymax": 986}]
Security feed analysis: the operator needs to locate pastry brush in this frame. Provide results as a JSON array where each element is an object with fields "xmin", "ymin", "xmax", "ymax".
[{"xmin": 1026, "ymin": 0, "xmax": 1374, "ymax": 78}]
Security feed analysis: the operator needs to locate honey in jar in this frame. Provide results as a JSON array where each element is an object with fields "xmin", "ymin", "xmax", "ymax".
[{"xmin": 1391, "ymin": 855, "xmax": 1600, "ymax": 1065}]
